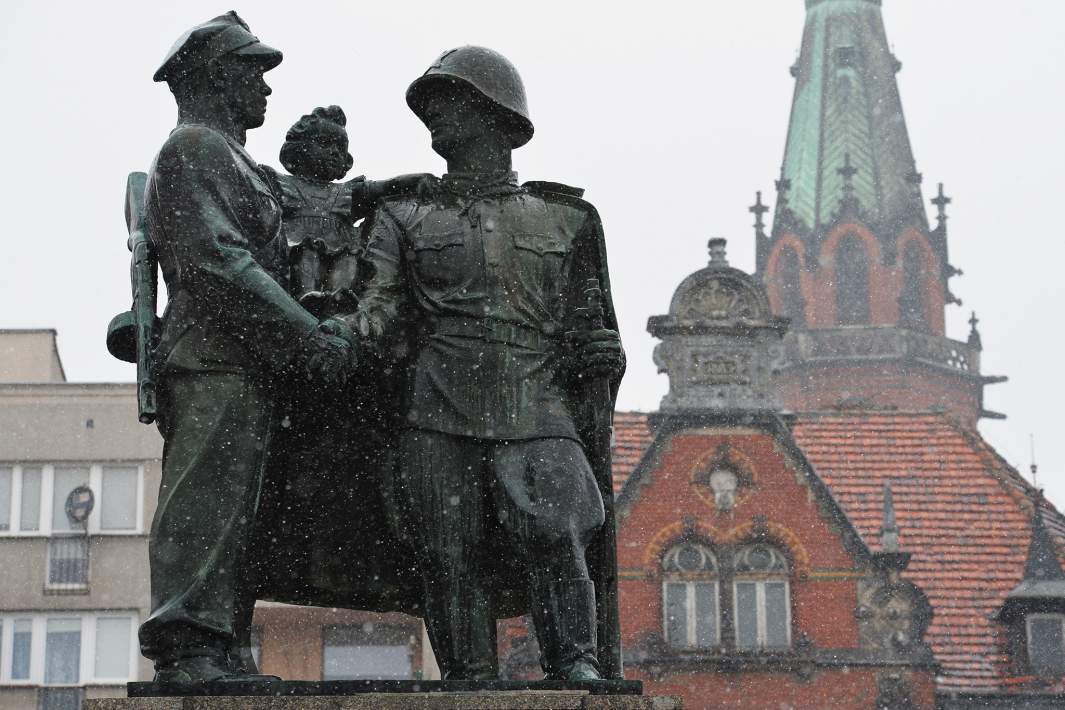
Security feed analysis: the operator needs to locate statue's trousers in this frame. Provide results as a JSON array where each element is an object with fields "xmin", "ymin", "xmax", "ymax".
[{"xmin": 138, "ymin": 372, "xmax": 274, "ymax": 662}]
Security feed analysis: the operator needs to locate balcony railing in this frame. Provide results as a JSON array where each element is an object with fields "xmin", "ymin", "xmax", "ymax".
[
  {"xmin": 46, "ymin": 536, "xmax": 89, "ymax": 593},
  {"xmin": 775, "ymin": 326, "xmax": 981, "ymax": 376}
]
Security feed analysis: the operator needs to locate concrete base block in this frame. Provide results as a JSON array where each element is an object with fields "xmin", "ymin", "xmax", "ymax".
[{"xmin": 85, "ymin": 692, "xmax": 682, "ymax": 710}]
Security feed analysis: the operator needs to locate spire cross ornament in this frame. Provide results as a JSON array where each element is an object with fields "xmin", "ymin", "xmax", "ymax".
[
  {"xmin": 750, "ymin": 191, "xmax": 769, "ymax": 236},
  {"xmin": 836, "ymin": 153, "xmax": 859, "ymax": 212},
  {"xmin": 932, "ymin": 182, "xmax": 952, "ymax": 226},
  {"xmin": 838, "ymin": 152, "xmax": 858, "ymax": 186}
]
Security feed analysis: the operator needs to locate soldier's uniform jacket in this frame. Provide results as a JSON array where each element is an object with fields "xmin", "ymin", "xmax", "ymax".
[
  {"xmin": 145, "ymin": 123, "xmax": 317, "ymax": 375},
  {"xmin": 352, "ymin": 172, "xmax": 619, "ymax": 441}
]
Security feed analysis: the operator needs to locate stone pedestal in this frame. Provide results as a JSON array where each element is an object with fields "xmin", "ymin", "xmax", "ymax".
[
  {"xmin": 84, "ymin": 681, "xmax": 681, "ymax": 710},
  {"xmin": 86, "ymin": 691, "xmax": 680, "ymax": 710}
]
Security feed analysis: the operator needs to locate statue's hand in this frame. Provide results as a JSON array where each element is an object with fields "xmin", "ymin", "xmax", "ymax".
[
  {"xmin": 318, "ymin": 317, "xmax": 354, "ymax": 345},
  {"xmin": 566, "ymin": 329, "xmax": 625, "ymax": 381},
  {"xmin": 302, "ymin": 319, "xmax": 357, "ymax": 388}
]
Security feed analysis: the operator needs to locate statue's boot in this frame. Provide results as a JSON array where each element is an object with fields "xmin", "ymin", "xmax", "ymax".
[
  {"xmin": 153, "ymin": 653, "xmax": 280, "ymax": 686},
  {"xmin": 534, "ymin": 578, "xmax": 603, "ymax": 681},
  {"xmin": 424, "ymin": 581, "xmax": 498, "ymax": 680}
]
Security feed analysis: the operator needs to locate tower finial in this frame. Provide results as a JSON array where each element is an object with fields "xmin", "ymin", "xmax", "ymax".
[
  {"xmin": 881, "ymin": 482, "xmax": 900, "ymax": 553},
  {"xmin": 932, "ymin": 182, "xmax": 952, "ymax": 231},
  {"xmin": 967, "ymin": 311, "xmax": 982, "ymax": 350},
  {"xmin": 1030, "ymin": 434, "xmax": 1038, "ymax": 488},
  {"xmin": 1023, "ymin": 490, "xmax": 1065, "ymax": 582},
  {"xmin": 707, "ymin": 238, "xmax": 729, "ymax": 267},
  {"xmin": 750, "ymin": 191, "xmax": 769, "ymax": 238}
]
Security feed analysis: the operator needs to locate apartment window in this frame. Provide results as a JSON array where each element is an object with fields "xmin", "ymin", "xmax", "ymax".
[
  {"xmin": 0, "ymin": 464, "xmax": 142, "ymax": 536},
  {"xmin": 0, "ymin": 613, "xmax": 137, "ymax": 685},
  {"xmin": 733, "ymin": 544, "xmax": 791, "ymax": 650},
  {"xmin": 1027, "ymin": 614, "xmax": 1065, "ymax": 677},
  {"xmin": 322, "ymin": 624, "xmax": 413, "ymax": 680},
  {"xmin": 11, "ymin": 619, "xmax": 32, "ymax": 679},
  {"xmin": 43, "ymin": 619, "xmax": 80, "ymax": 684},
  {"xmin": 0, "ymin": 466, "xmax": 10, "ymax": 531},
  {"xmin": 47, "ymin": 537, "xmax": 90, "ymax": 590},
  {"xmin": 51, "ymin": 468, "xmax": 89, "ymax": 534},
  {"xmin": 662, "ymin": 543, "xmax": 719, "ymax": 649}
]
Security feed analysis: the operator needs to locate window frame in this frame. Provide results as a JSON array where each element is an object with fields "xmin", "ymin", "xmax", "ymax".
[
  {"xmin": 659, "ymin": 540, "xmax": 794, "ymax": 653},
  {"xmin": 732, "ymin": 577, "xmax": 792, "ymax": 650},
  {"xmin": 1026, "ymin": 613, "xmax": 1065, "ymax": 677},
  {"xmin": 0, "ymin": 612, "xmax": 139, "ymax": 686},
  {"xmin": 834, "ymin": 233, "xmax": 872, "ymax": 326},
  {"xmin": 320, "ymin": 624, "xmax": 415, "ymax": 681},
  {"xmin": 662, "ymin": 579, "xmax": 721, "ymax": 649},
  {"xmin": 0, "ymin": 464, "xmax": 144, "ymax": 537}
]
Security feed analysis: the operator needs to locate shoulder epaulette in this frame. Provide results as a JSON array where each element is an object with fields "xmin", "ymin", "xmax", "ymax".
[{"xmin": 522, "ymin": 180, "xmax": 586, "ymax": 200}]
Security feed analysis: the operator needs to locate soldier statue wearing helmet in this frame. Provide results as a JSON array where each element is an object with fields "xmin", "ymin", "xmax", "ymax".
[{"xmin": 342, "ymin": 45, "xmax": 626, "ymax": 681}]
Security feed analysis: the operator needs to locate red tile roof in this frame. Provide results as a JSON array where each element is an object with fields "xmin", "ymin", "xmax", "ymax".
[
  {"xmin": 611, "ymin": 409, "xmax": 1061, "ymax": 693},
  {"xmin": 610, "ymin": 411, "xmax": 653, "ymax": 495}
]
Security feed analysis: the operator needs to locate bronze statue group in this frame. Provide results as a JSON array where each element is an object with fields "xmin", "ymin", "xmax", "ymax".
[{"xmin": 110, "ymin": 11, "xmax": 626, "ymax": 687}]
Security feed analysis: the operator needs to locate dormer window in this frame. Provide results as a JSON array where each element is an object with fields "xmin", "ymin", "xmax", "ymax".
[{"xmin": 1027, "ymin": 614, "xmax": 1065, "ymax": 677}]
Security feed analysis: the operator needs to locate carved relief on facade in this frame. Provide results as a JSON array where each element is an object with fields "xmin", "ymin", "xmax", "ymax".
[
  {"xmin": 691, "ymin": 442, "xmax": 756, "ymax": 513},
  {"xmin": 673, "ymin": 275, "xmax": 762, "ymax": 322},
  {"xmin": 688, "ymin": 349, "xmax": 752, "ymax": 386},
  {"xmin": 856, "ymin": 576, "xmax": 933, "ymax": 653}
]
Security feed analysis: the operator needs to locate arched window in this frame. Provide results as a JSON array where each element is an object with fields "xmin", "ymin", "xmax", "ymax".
[
  {"xmin": 733, "ymin": 544, "xmax": 791, "ymax": 649},
  {"xmin": 899, "ymin": 241, "xmax": 928, "ymax": 331},
  {"xmin": 774, "ymin": 246, "xmax": 806, "ymax": 327},
  {"xmin": 663, "ymin": 542, "xmax": 719, "ymax": 648},
  {"xmin": 835, "ymin": 235, "xmax": 870, "ymax": 325}
]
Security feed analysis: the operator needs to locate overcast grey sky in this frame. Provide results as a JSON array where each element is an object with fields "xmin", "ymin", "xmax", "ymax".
[{"xmin": 1, "ymin": 1, "xmax": 1063, "ymax": 504}]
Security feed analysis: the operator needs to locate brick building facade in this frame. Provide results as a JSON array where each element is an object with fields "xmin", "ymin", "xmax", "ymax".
[{"xmin": 504, "ymin": 2, "xmax": 1065, "ymax": 707}]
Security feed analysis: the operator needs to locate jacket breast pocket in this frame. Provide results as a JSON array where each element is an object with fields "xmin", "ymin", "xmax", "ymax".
[
  {"xmin": 411, "ymin": 231, "xmax": 467, "ymax": 290},
  {"xmin": 512, "ymin": 232, "xmax": 569, "ymax": 296}
]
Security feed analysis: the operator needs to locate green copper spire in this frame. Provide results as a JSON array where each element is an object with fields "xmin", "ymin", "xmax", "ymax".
[{"xmin": 778, "ymin": 0, "xmax": 922, "ymax": 232}]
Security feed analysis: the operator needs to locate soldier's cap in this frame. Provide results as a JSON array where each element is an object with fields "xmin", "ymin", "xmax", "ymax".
[
  {"xmin": 153, "ymin": 11, "xmax": 282, "ymax": 84},
  {"xmin": 406, "ymin": 46, "xmax": 534, "ymax": 148}
]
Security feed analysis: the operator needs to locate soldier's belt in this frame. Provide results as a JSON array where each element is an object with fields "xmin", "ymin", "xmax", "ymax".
[{"xmin": 426, "ymin": 316, "xmax": 560, "ymax": 350}]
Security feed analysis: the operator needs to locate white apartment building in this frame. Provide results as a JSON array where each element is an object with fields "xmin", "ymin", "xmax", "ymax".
[{"xmin": 0, "ymin": 330, "xmax": 161, "ymax": 710}]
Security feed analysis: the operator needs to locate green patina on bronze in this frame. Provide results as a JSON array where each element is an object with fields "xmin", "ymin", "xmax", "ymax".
[
  {"xmin": 107, "ymin": 14, "xmax": 626, "ymax": 690},
  {"xmin": 780, "ymin": 0, "xmax": 922, "ymax": 232}
]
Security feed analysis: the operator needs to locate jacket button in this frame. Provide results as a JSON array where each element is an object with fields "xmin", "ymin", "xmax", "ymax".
[
  {"xmin": 484, "ymin": 219, "xmax": 495, "ymax": 231},
  {"xmin": 433, "ymin": 241, "xmax": 442, "ymax": 248}
]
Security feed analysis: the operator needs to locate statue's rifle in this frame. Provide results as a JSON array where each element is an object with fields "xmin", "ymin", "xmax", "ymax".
[
  {"xmin": 579, "ymin": 277, "xmax": 623, "ymax": 679},
  {"xmin": 106, "ymin": 172, "xmax": 159, "ymax": 424}
]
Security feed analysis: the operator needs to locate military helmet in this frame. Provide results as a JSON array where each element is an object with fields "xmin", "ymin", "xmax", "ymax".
[
  {"xmin": 154, "ymin": 11, "xmax": 282, "ymax": 85},
  {"xmin": 406, "ymin": 46, "xmax": 534, "ymax": 148}
]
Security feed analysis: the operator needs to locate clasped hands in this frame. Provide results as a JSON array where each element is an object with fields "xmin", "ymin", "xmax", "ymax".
[
  {"xmin": 300, "ymin": 317, "xmax": 357, "ymax": 388},
  {"xmin": 301, "ymin": 319, "xmax": 624, "ymax": 388}
]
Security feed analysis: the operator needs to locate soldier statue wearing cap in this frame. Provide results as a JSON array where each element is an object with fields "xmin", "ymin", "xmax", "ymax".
[
  {"xmin": 136, "ymin": 11, "xmax": 354, "ymax": 685},
  {"xmin": 343, "ymin": 46, "xmax": 626, "ymax": 681}
]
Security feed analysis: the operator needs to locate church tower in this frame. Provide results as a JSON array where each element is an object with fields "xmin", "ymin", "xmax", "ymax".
[{"xmin": 756, "ymin": 0, "xmax": 1004, "ymax": 427}]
